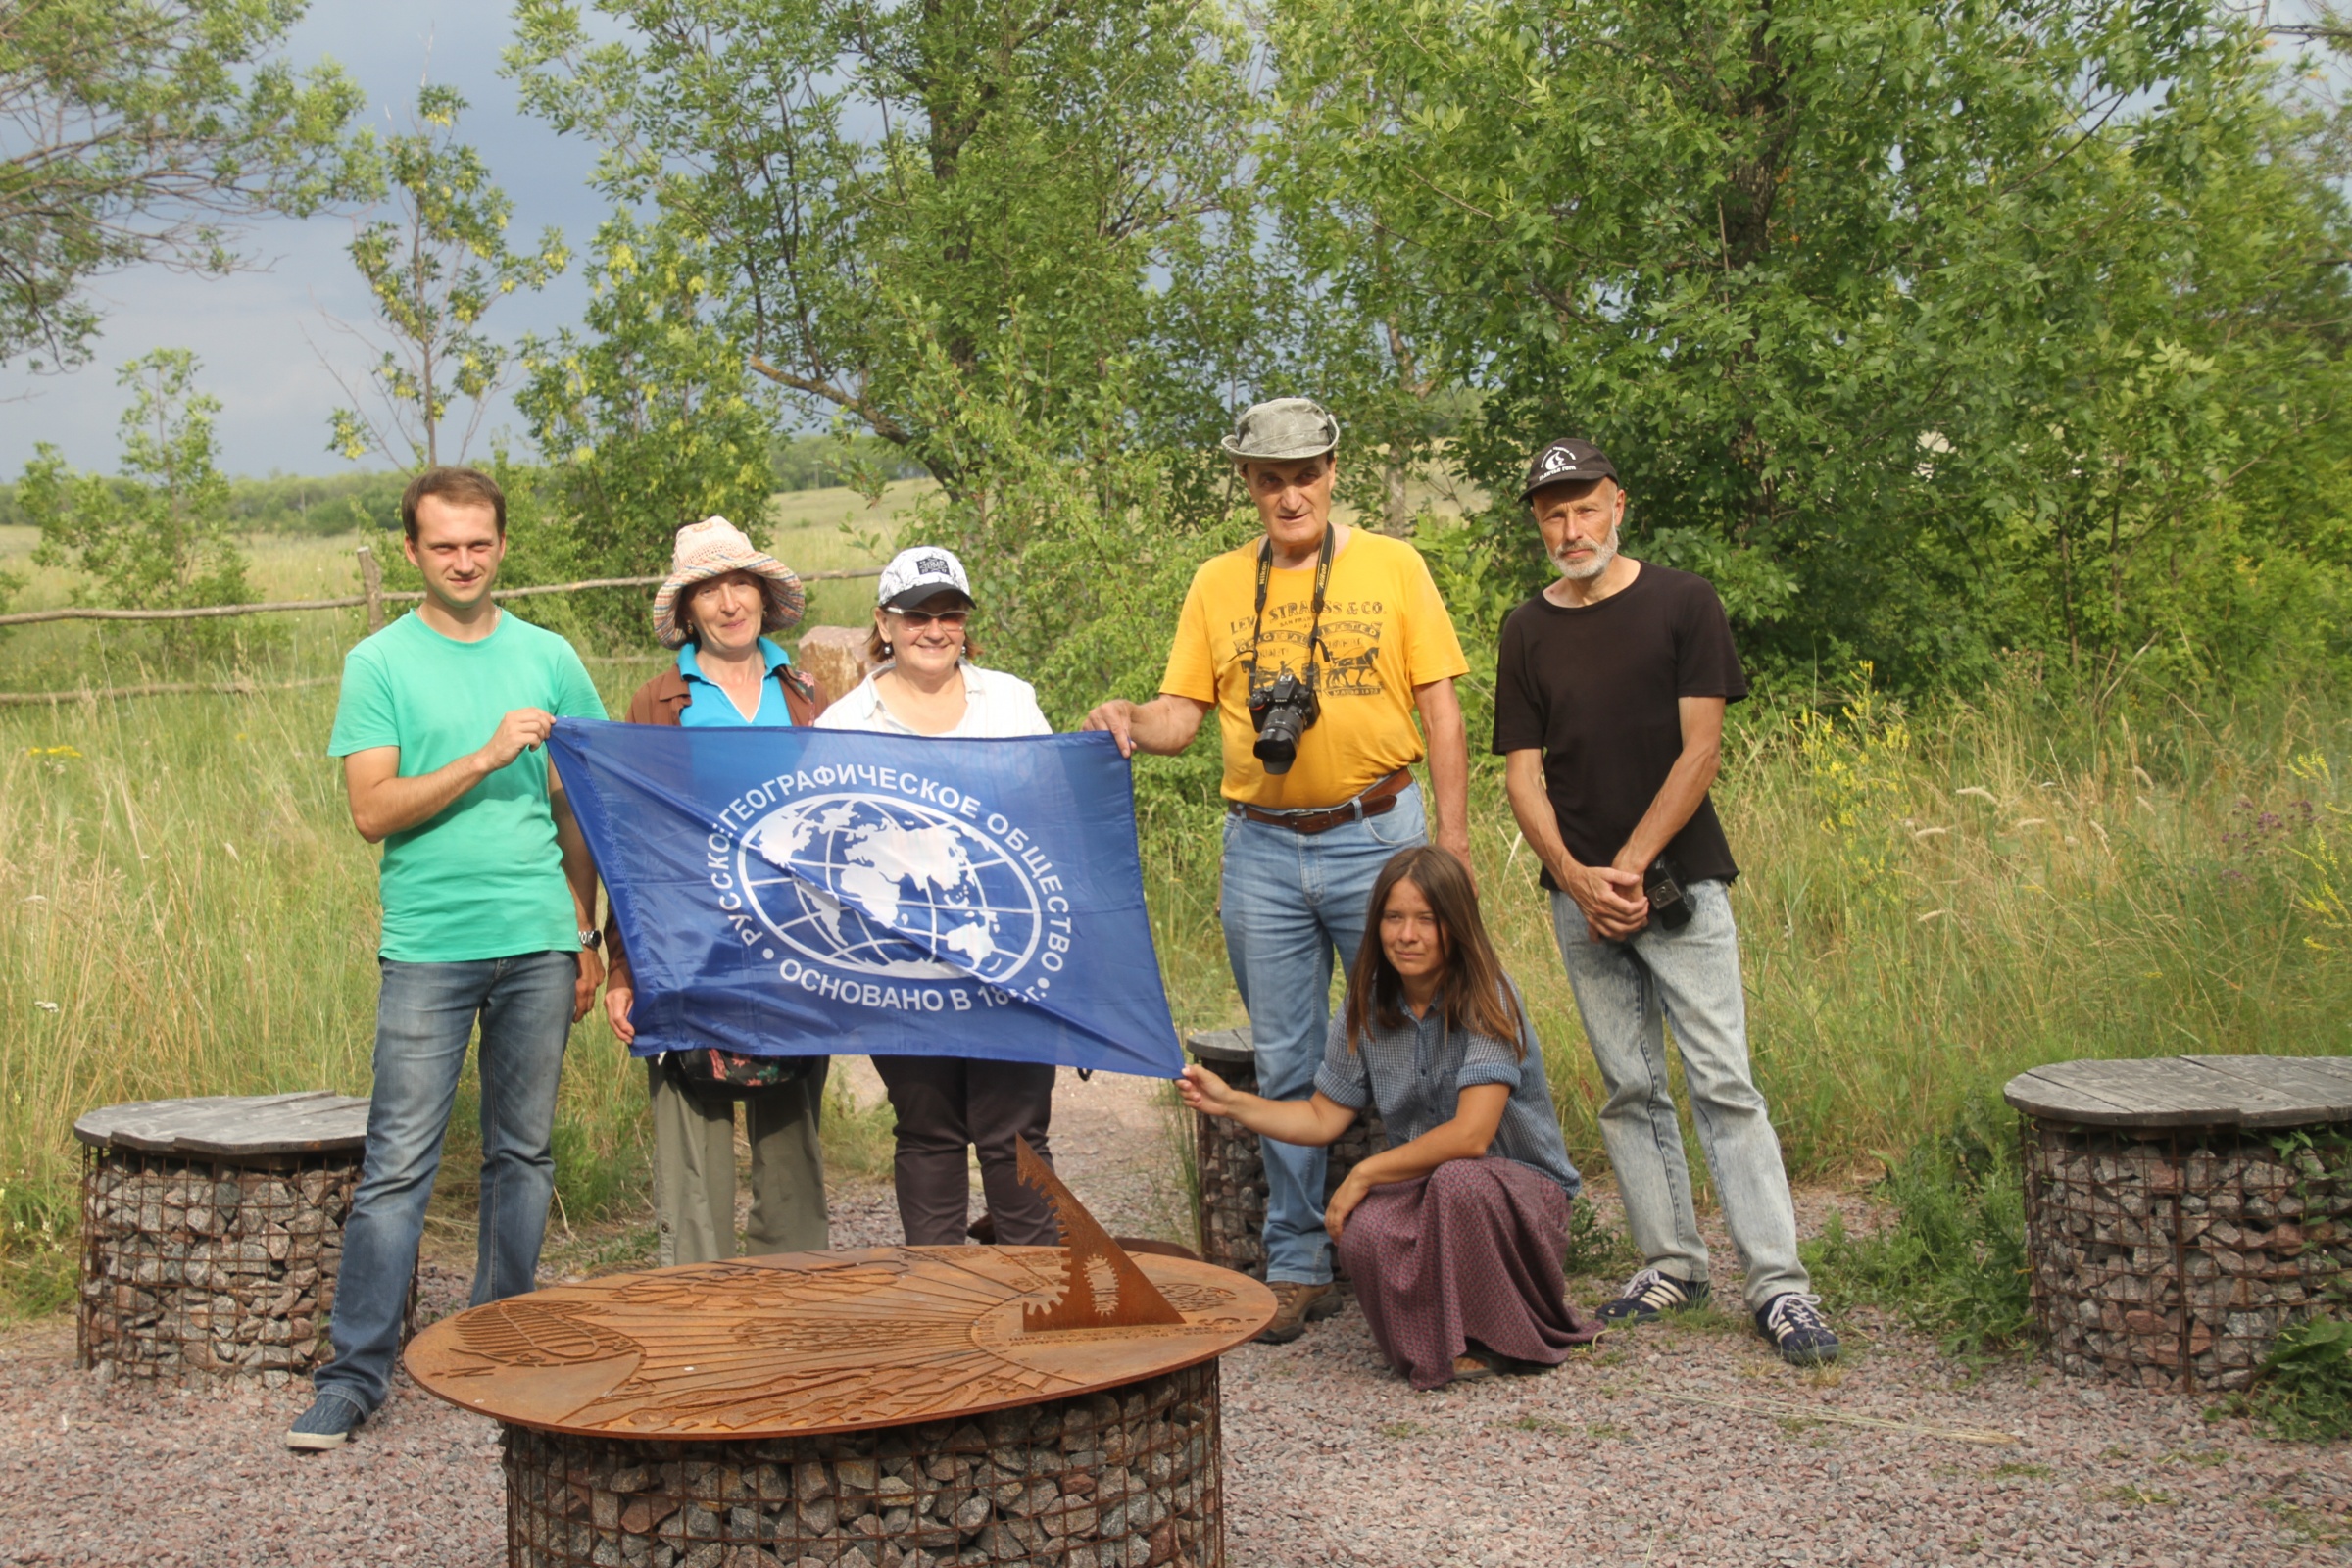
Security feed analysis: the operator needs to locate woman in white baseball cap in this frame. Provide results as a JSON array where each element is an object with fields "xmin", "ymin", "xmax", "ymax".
[
  {"xmin": 816, "ymin": 544, "xmax": 1050, "ymax": 738},
  {"xmin": 815, "ymin": 544, "xmax": 1062, "ymax": 1247}
]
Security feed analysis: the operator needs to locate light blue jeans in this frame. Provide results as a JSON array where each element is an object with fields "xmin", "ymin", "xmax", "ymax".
[
  {"xmin": 315, "ymin": 951, "xmax": 576, "ymax": 1414},
  {"xmin": 1549, "ymin": 880, "xmax": 1808, "ymax": 1311},
  {"xmin": 1220, "ymin": 784, "xmax": 1427, "ymax": 1285}
]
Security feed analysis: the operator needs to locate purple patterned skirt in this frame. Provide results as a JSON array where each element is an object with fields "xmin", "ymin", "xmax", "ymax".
[{"xmin": 1334, "ymin": 1155, "xmax": 1604, "ymax": 1390}]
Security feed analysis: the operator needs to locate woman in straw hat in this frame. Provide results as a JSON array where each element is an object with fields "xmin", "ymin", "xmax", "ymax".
[
  {"xmin": 815, "ymin": 545, "xmax": 1062, "ymax": 1247},
  {"xmin": 602, "ymin": 515, "xmax": 834, "ymax": 1265}
]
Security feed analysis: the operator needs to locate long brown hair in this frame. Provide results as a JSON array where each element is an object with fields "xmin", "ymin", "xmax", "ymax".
[{"xmin": 1344, "ymin": 846, "xmax": 1525, "ymax": 1054}]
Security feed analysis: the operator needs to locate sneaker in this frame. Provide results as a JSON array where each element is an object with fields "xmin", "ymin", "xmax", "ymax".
[
  {"xmin": 1596, "ymin": 1267, "xmax": 1710, "ymax": 1325},
  {"xmin": 1255, "ymin": 1280, "xmax": 1343, "ymax": 1344},
  {"xmin": 1756, "ymin": 1292, "xmax": 1840, "ymax": 1366},
  {"xmin": 285, "ymin": 1391, "xmax": 367, "ymax": 1451}
]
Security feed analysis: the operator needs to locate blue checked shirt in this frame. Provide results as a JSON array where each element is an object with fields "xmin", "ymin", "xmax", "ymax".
[{"xmin": 1313, "ymin": 978, "xmax": 1583, "ymax": 1199}]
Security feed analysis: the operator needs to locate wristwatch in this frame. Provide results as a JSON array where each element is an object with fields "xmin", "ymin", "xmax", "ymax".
[{"xmin": 578, "ymin": 928, "xmax": 603, "ymax": 951}]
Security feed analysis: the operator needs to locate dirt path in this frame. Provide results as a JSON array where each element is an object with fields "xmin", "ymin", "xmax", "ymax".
[{"xmin": 2, "ymin": 1069, "xmax": 2346, "ymax": 1566}]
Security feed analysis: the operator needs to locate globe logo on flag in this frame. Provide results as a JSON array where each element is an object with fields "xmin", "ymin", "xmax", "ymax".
[{"xmin": 739, "ymin": 794, "xmax": 1044, "ymax": 983}]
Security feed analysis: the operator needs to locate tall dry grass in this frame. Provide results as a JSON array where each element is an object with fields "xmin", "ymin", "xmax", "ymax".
[
  {"xmin": 0, "ymin": 666, "xmax": 660, "ymax": 1309},
  {"xmin": 1464, "ymin": 669, "xmax": 2352, "ymax": 1181}
]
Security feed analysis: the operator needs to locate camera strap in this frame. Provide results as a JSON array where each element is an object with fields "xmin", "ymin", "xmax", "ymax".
[{"xmin": 1246, "ymin": 523, "xmax": 1336, "ymax": 696}]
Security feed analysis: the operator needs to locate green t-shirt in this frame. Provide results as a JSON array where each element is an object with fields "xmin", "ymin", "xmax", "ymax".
[{"xmin": 327, "ymin": 610, "xmax": 607, "ymax": 962}]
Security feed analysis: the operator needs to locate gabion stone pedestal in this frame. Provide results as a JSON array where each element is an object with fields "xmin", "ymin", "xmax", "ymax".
[
  {"xmin": 1187, "ymin": 1029, "xmax": 1383, "ymax": 1278},
  {"xmin": 504, "ymin": 1361, "xmax": 1219, "ymax": 1568},
  {"xmin": 408, "ymin": 1241, "xmax": 1274, "ymax": 1568},
  {"xmin": 74, "ymin": 1092, "xmax": 382, "ymax": 1384},
  {"xmin": 2006, "ymin": 1055, "xmax": 2352, "ymax": 1391}
]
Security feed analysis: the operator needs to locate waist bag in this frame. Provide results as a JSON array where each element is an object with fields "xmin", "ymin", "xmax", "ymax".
[{"xmin": 661, "ymin": 1048, "xmax": 823, "ymax": 1102}]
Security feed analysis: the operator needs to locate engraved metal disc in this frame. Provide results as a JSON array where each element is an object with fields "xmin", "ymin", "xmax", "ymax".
[{"xmin": 404, "ymin": 1246, "xmax": 1276, "ymax": 1438}]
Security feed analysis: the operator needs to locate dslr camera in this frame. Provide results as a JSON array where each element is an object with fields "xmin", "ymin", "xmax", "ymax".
[{"xmin": 1248, "ymin": 671, "xmax": 1321, "ymax": 775}]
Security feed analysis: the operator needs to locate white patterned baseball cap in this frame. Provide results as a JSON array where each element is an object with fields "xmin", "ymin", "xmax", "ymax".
[{"xmin": 876, "ymin": 545, "xmax": 974, "ymax": 611}]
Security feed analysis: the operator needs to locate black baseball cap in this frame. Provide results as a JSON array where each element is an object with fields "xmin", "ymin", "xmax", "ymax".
[{"xmin": 1519, "ymin": 438, "xmax": 1619, "ymax": 502}]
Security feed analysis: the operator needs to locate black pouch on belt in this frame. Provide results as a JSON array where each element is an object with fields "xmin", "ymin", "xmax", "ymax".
[{"xmin": 1642, "ymin": 857, "xmax": 1693, "ymax": 932}]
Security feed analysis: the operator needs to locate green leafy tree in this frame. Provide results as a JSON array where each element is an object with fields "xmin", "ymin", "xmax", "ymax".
[
  {"xmin": 321, "ymin": 83, "xmax": 567, "ymax": 468},
  {"xmin": 0, "ymin": 0, "xmax": 368, "ymax": 371},
  {"xmin": 506, "ymin": 0, "xmax": 1256, "ymax": 506},
  {"xmin": 516, "ymin": 217, "xmax": 777, "ymax": 565},
  {"xmin": 1267, "ymin": 0, "xmax": 2352, "ymax": 688},
  {"xmin": 506, "ymin": 216, "xmax": 782, "ymax": 641},
  {"xmin": 20, "ymin": 348, "xmax": 258, "ymax": 660}
]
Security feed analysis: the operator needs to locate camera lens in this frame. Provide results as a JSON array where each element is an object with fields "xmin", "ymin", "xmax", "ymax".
[
  {"xmin": 1253, "ymin": 725, "xmax": 1298, "ymax": 774},
  {"xmin": 1247, "ymin": 672, "xmax": 1315, "ymax": 775}
]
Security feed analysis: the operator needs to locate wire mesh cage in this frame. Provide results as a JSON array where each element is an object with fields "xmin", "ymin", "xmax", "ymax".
[
  {"xmin": 503, "ymin": 1360, "xmax": 1226, "ymax": 1568},
  {"xmin": 2020, "ymin": 1116, "xmax": 2352, "ymax": 1391},
  {"xmin": 1188, "ymin": 1033, "xmax": 1380, "ymax": 1280},
  {"xmin": 77, "ymin": 1141, "xmax": 400, "ymax": 1383}
]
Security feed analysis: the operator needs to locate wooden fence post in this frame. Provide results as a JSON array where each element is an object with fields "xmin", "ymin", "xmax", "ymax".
[{"xmin": 356, "ymin": 545, "xmax": 384, "ymax": 633}]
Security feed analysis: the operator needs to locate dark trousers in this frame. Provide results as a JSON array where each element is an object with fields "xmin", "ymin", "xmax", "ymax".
[{"xmin": 870, "ymin": 1055, "xmax": 1057, "ymax": 1246}]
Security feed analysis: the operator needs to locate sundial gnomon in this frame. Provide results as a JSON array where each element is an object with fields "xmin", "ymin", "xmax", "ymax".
[{"xmin": 407, "ymin": 1139, "xmax": 1274, "ymax": 1437}]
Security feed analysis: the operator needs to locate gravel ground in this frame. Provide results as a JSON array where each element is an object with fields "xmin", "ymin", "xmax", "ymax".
[{"xmin": 3, "ymin": 1068, "xmax": 2346, "ymax": 1566}]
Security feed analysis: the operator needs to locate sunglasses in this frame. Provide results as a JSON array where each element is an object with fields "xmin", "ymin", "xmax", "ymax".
[{"xmin": 889, "ymin": 608, "xmax": 969, "ymax": 628}]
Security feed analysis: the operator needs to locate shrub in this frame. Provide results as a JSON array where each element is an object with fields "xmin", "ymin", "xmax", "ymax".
[
  {"xmin": 17, "ymin": 350, "xmax": 262, "ymax": 663},
  {"xmin": 1805, "ymin": 1095, "xmax": 2034, "ymax": 1359}
]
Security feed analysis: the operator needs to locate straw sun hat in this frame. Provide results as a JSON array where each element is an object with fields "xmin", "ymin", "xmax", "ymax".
[{"xmin": 651, "ymin": 516, "xmax": 807, "ymax": 650}]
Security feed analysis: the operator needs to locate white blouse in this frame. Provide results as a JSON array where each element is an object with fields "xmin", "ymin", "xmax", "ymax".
[{"xmin": 813, "ymin": 662, "xmax": 1053, "ymax": 739}]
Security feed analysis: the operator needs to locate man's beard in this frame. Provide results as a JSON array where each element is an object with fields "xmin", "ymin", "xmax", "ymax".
[{"xmin": 1550, "ymin": 523, "xmax": 1620, "ymax": 581}]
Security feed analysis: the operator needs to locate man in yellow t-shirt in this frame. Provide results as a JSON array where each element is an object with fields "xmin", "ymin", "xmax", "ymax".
[{"xmin": 1085, "ymin": 397, "xmax": 1471, "ymax": 1343}]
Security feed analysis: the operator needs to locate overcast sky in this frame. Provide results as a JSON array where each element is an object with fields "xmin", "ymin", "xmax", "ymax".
[{"xmin": 0, "ymin": 3, "xmax": 612, "ymax": 479}]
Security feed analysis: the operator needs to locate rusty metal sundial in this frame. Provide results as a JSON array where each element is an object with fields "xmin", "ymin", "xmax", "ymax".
[{"xmin": 406, "ymin": 1139, "xmax": 1275, "ymax": 1438}]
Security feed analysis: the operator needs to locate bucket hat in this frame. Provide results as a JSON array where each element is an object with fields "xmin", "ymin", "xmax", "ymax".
[
  {"xmin": 651, "ymin": 516, "xmax": 807, "ymax": 650},
  {"xmin": 1221, "ymin": 398, "xmax": 1341, "ymax": 463}
]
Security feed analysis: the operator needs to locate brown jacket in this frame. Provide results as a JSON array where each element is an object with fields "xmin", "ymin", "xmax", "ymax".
[
  {"xmin": 621, "ymin": 662, "xmax": 829, "ymax": 727},
  {"xmin": 604, "ymin": 659, "xmax": 832, "ymax": 961}
]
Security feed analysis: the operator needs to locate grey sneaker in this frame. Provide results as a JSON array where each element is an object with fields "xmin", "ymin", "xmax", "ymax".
[
  {"xmin": 285, "ymin": 1390, "xmax": 367, "ymax": 1451},
  {"xmin": 1596, "ymin": 1266, "xmax": 1711, "ymax": 1325},
  {"xmin": 1756, "ymin": 1293, "xmax": 1840, "ymax": 1366}
]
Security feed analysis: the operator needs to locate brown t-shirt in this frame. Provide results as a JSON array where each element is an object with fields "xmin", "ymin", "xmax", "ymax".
[{"xmin": 1491, "ymin": 563, "xmax": 1747, "ymax": 890}]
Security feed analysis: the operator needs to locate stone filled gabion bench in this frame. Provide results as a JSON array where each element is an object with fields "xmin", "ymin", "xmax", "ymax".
[
  {"xmin": 75, "ymin": 1091, "xmax": 382, "ymax": 1384},
  {"xmin": 2004, "ymin": 1055, "xmax": 2352, "ymax": 1392},
  {"xmin": 408, "ymin": 1147, "xmax": 1273, "ymax": 1568},
  {"xmin": 1186, "ymin": 1029, "xmax": 1383, "ymax": 1279}
]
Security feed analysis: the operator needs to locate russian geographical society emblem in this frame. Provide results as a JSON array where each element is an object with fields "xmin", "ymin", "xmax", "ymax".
[{"xmin": 714, "ymin": 774, "xmax": 1072, "ymax": 1009}]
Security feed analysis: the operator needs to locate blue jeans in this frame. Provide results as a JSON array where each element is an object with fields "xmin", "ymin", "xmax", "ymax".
[
  {"xmin": 315, "ymin": 952, "xmax": 576, "ymax": 1413},
  {"xmin": 1549, "ymin": 880, "xmax": 1808, "ymax": 1310},
  {"xmin": 1220, "ymin": 783, "xmax": 1427, "ymax": 1285}
]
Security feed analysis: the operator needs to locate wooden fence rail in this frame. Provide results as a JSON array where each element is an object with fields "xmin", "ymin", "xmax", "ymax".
[
  {"xmin": 0, "ymin": 547, "xmax": 887, "ymax": 708},
  {"xmin": 0, "ymin": 551, "xmax": 884, "ymax": 630}
]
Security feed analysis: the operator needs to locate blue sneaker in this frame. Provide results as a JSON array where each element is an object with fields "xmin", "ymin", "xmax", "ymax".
[
  {"xmin": 1756, "ymin": 1293, "xmax": 1840, "ymax": 1365},
  {"xmin": 285, "ymin": 1390, "xmax": 367, "ymax": 1451},
  {"xmin": 1597, "ymin": 1267, "xmax": 1711, "ymax": 1325}
]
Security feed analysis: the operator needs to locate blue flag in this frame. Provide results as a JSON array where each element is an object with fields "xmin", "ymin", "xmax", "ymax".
[{"xmin": 546, "ymin": 719, "xmax": 1183, "ymax": 1078}]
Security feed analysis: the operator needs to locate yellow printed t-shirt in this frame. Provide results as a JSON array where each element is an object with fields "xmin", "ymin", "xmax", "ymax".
[{"xmin": 1161, "ymin": 528, "xmax": 1469, "ymax": 808}]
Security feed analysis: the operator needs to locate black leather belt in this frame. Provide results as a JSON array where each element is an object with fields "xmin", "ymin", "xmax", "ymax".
[{"xmin": 1226, "ymin": 768, "xmax": 1412, "ymax": 835}]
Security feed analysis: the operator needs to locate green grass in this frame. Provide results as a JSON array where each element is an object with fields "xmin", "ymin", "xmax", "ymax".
[
  {"xmin": 1802, "ymin": 1095, "xmax": 2034, "ymax": 1358},
  {"xmin": 2211, "ymin": 1315, "xmax": 2352, "ymax": 1442}
]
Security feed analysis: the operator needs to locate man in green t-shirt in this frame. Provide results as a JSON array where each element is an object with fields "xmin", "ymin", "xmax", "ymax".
[{"xmin": 288, "ymin": 466, "xmax": 608, "ymax": 1450}]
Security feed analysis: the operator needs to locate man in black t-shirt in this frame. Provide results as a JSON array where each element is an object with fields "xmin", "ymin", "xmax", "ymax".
[{"xmin": 1494, "ymin": 437, "xmax": 1838, "ymax": 1366}]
